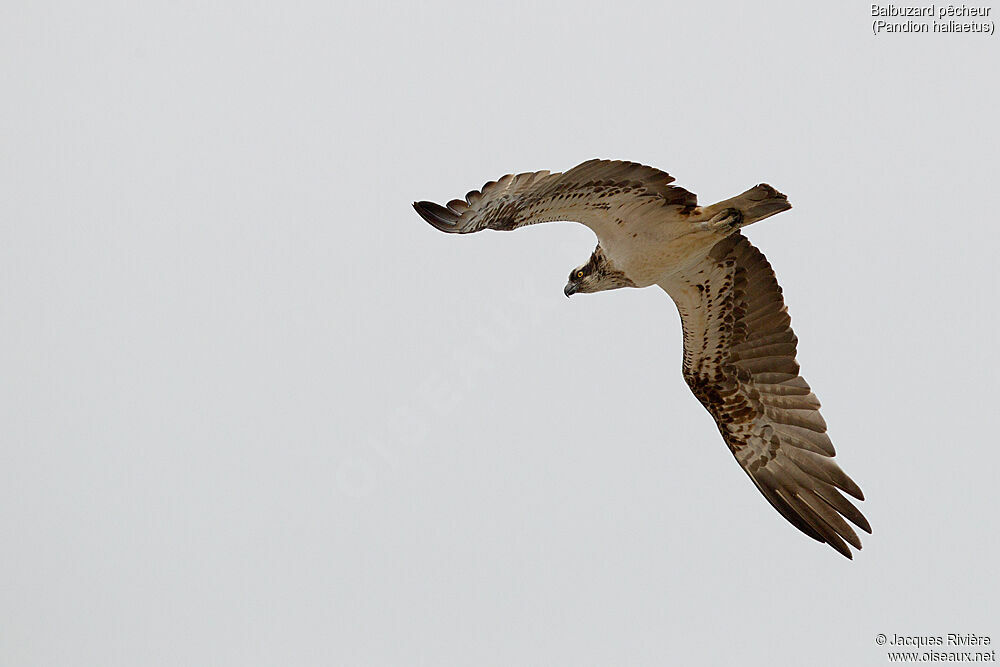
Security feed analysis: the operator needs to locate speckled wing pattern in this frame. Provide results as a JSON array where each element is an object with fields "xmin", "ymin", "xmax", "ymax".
[
  {"xmin": 663, "ymin": 233, "xmax": 871, "ymax": 558},
  {"xmin": 412, "ymin": 159, "xmax": 697, "ymax": 239}
]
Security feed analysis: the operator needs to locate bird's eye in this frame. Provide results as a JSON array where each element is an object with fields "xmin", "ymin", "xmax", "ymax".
[{"xmin": 576, "ymin": 271, "xmax": 584, "ymax": 278}]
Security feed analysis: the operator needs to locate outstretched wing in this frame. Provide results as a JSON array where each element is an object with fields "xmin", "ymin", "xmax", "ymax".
[
  {"xmin": 413, "ymin": 159, "xmax": 697, "ymax": 240},
  {"xmin": 660, "ymin": 233, "xmax": 870, "ymax": 558}
]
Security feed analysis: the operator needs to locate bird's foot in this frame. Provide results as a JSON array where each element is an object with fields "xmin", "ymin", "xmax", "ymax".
[{"xmin": 702, "ymin": 207, "xmax": 744, "ymax": 232}]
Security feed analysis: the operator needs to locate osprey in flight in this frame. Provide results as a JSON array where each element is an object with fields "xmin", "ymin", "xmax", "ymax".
[{"xmin": 413, "ymin": 159, "xmax": 870, "ymax": 558}]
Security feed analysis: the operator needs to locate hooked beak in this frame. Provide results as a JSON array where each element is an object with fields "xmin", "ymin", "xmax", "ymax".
[{"xmin": 564, "ymin": 281, "xmax": 578, "ymax": 298}]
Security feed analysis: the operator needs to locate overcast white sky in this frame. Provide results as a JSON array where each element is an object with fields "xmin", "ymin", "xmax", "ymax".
[{"xmin": 2, "ymin": 2, "xmax": 998, "ymax": 665}]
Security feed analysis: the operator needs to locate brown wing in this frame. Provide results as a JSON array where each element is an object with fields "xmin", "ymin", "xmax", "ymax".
[
  {"xmin": 413, "ymin": 159, "xmax": 697, "ymax": 240},
  {"xmin": 660, "ymin": 233, "xmax": 870, "ymax": 558}
]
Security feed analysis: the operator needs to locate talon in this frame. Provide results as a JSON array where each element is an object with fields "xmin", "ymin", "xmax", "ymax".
[
  {"xmin": 707, "ymin": 207, "xmax": 743, "ymax": 230},
  {"xmin": 722, "ymin": 207, "xmax": 743, "ymax": 227}
]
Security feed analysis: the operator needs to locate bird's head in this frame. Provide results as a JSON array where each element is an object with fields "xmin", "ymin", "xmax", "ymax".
[{"xmin": 564, "ymin": 246, "xmax": 636, "ymax": 297}]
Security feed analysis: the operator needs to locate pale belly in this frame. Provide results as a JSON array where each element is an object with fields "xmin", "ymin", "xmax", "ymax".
[{"xmin": 601, "ymin": 226, "xmax": 721, "ymax": 288}]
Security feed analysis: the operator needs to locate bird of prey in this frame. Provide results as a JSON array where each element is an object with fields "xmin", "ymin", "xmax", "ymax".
[{"xmin": 413, "ymin": 159, "xmax": 870, "ymax": 559}]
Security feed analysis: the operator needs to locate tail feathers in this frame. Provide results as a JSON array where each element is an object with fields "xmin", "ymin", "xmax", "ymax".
[
  {"xmin": 707, "ymin": 184, "xmax": 791, "ymax": 227},
  {"xmin": 739, "ymin": 184, "xmax": 791, "ymax": 224}
]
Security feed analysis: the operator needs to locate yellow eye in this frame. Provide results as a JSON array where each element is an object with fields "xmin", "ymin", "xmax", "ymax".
[{"xmin": 576, "ymin": 271, "xmax": 584, "ymax": 278}]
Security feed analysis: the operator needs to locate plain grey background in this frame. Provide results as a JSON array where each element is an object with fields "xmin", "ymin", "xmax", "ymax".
[{"xmin": 2, "ymin": 2, "xmax": 997, "ymax": 665}]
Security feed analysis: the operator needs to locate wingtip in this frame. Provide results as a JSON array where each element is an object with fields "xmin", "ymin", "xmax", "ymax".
[
  {"xmin": 413, "ymin": 200, "xmax": 462, "ymax": 232},
  {"xmin": 843, "ymin": 482, "xmax": 865, "ymax": 502},
  {"xmin": 823, "ymin": 532, "xmax": 859, "ymax": 560},
  {"xmin": 825, "ymin": 531, "xmax": 855, "ymax": 559}
]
